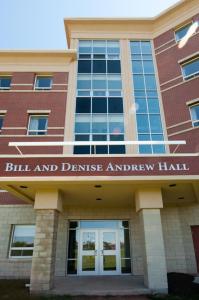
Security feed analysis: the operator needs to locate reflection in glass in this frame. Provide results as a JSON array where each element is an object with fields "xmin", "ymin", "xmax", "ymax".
[
  {"xmin": 82, "ymin": 256, "xmax": 95, "ymax": 271},
  {"xmin": 68, "ymin": 230, "xmax": 78, "ymax": 259},
  {"xmin": 103, "ymin": 232, "xmax": 116, "ymax": 250},
  {"xmin": 121, "ymin": 258, "xmax": 131, "ymax": 273},
  {"xmin": 120, "ymin": 229, "xmax": 130, "ymax": 258},
  {"xmin": 103, "ymin": 255, "xmax": 116, "ymax": 271},
  {"xmin": 83, "ymin": 232, "xmax": 95, "ymax": 250}
]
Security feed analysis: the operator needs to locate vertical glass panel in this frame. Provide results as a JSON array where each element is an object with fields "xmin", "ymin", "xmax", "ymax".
[
  {"xmin": 120, "ymin": 229, "xmax": 130, "ymax": 258},
  {"xmin": 82, "ymin": 256, "xmax": 95, "ymax": 271},
  {"xmin": 77, "ymin": 75, "xmax": 91, "ymax": 89},
  {"xmin": 149, "ymin": 115, "xmax": 163, "ymax": 133},
  {"xmin": 109, "ymin": 145, "xmax": 125, "ymax": 154},
  {"xmin": 147, "ymin": 98, "xmax": 160, "ymax": 113},
  {"xmin": 121, "ymin": 258, "xmax": 131, "ymax": 273},
  {"xmin": 108, "ymin": 75, "xmax": 122, "ymax": 90},
  {"xmin": 143, "ymin": 60, "xmax": 155, "ymax": 73},
  {"xmin": 76, "ymin": 98, "xmax": 91, "ymax": 113},
  {"xmin": 135, "ymin": 98, "xmax": 147, "ymax": 113},
  {"xmin": 103, "ymin": 256, "xmax": 116, "ymax": 271},
  {"xmin": 82, "ymin": 232, "xmax": 95, "ymax": 250},
  {"xmin": 145, "ymin": 75, "xmax": 156, "ymax": 90},
  {"xmin": 74, "ymin": 146, "xmax": 90, "ymax": 154},
  {"xmin": 182, "ymin": 58, "xmax": 199, "ymax": 79},
  {"xmin": 103, "ymin": 232, "xmax": 116, "ymax": 250},
  {"xmin": 67, "ymin": 259, "xmax": 77, "ymax": 274},
  {"xmin": 79, "ymin": 40, "xmax": 92, "ymax": 54},
  {"xmin": 78, "ymin": 60, "xmax": 92, "ymax": 73},
  {"xmin": 92, "ymin": 97, "xmax": 107, "ymax": 113},
  {"xmin": 107, "ymin": 60, "xmax": 121, "ymax": 74},
  {"xmin": 109, "ymin": 115, "xmax": 124, "ymax": 134},
  {"xmin": 152, "ymin": 134, "xmax": 165, "ymax": 153},
  {"xmin": 132, "ymin": 61, "xmax": 143, "ymax": 73},
  {"xmin": 136, "ymin": 114, "xmax": 150, "ymax": 133},
  {"xmin": 141, "ymin": 41, "xmax": 152, "ymax": 54},
  {"xmin": 95, "ymin": 145, "xmax": 108, "ymax": 154},
  {"xmin": 75, "ymin": 134, "xmax": 90, "ymax": 141},
  {"xmin": 75, "ymin": 114, "xmax": 90, "ymax": 133},
  {"xmin": 93, "ymin": 40, "xmax": 106, "ymax": 53},
  {"xmin": 68, "ymin": 230, "xmax": 78, "ymax": 258},
  {"xmin": 130, "ymin": 41, "xmax": 141, "ymax": 54},
  {"xmin": 93, "ymin": 60, "xmax": 106, "ymax": 73},
  {"xmin": 107, "ymin": 41, "xmax": 120, "ymax": 54},
  {"xmin": 69, "ymin": 221, "xmax": 78, "ymax": 229},
  {"xmin": 110, "ymin": 134, "xmax": 124, "ymax": 141},
  {"xmin": 92, "ymin": 75, "xmax": 107, "ymax": 89},
  {"xmin": 108, "ymin": 98, "xmax": 123, "ymax": 113},
  {"xmin": 133, "ymin": 75, "xmax": 145, "ymax": 89},
  {"xmin": 0, "ymin": 116, "xmax": 4, "ymax": 130},
  {"xmin": 93, "ymin": 134, "xmax": 107, "ymax": 141},
  {"xmin": 92, "ymin": 114, "xmax": 107, "ymax": 133}
]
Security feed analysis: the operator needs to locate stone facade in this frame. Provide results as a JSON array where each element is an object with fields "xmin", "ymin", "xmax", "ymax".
[
  {"xmin": 0, "ymin": 204, "xmax": 199, "ymax": 288},
  {"xmin": 30, "ymin": 209, "xmax": 59, "ymax": 292}
]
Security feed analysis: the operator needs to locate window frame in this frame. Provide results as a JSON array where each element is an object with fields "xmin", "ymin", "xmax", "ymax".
[
  {"xmin": 0, "ymin": 114, "xmax": 4, "ymax": 133},
  {"xmin": 174, "ymin": 21, "xmax": 193, "ymax": 43},
  {"xmin": 27, "ymin": 114, "xmax": 48, "ymax": 135},
  {"xmin": 189, "ymin": 102, "xmax": 199, "ymax": 127},
  {"xmin": 0, "ymin": 76, "xmax": 12, "ymax": 90},
  {"xmin": 181, "ymin": 56, "xmax": 199, "ymax": 80},
  {"xmin": 9, "ymin": 225, "xmax": 35, "ymax": 259},
  {"xmin": 34, "ymin": 75, "xmax": 53, "ymax": 90}
]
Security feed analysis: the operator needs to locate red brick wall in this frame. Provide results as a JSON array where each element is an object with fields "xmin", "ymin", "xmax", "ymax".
[
  {"xmin": 154, "ymin": 14, "xmax": 199, "ymax": 153},
  {"xmin": 0, "ymin": 72, "xmax": 68, "ymax": 154}
]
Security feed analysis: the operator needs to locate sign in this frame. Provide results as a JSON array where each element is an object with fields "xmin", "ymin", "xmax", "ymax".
[{"xmin": 0, "ymin": 156, "xmax": 198, "ymax": 177}]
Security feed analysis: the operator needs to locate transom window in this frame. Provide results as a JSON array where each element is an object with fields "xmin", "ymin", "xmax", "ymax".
[
  {"xmin": 130, "ymin": 41, "xmax": 165, "ymax": 154},
  {"xmin": 189, "ymin": 103, "xmax": 199, "ymax": 127},
  {"xmin": 0, "ymin": 76, "xmax": 11, "ymax": 89},
  {"xmin": 181, "ymin": 57, "xmax": 199, "ymax": 80},
  {"xmin": 9, "ymin": 225, "xmax": 35, "ymax": 258},
  {"xmin": 28, "ymin": 115, "xmax": 48, "ymax": 135},
  {"xmin": 175, "ymin": 22, "xmax": 192, "ymax": 42},
  {"xmin": 0, "ymin": 115, "xmax": 4, "ymax": 133},
  {"xmin": 35, "ymin": 76, "xmax": 52, "ymax": 90}
]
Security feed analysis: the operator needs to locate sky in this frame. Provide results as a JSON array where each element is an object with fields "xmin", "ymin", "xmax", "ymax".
[{"xmin": 0, "ymin": 0, "xmax": 180, "ymax": 50}]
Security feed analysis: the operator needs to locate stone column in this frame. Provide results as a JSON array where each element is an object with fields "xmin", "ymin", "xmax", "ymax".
[
  {"xmin": 30, "ymin": 189, "xmax": 62, "ymax": 293},
  {"xmin": 135, "ymin": 188, "xmax": 168, "ymax": 294}
]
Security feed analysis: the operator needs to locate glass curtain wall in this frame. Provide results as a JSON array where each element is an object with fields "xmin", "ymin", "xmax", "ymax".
[
  {"xmin": 130, "ymin": 41, "xmax": 165, "ymax": 154},
  {"xmin": 74, "ymin": 40, "xmax": 125, "ymax": 154}
]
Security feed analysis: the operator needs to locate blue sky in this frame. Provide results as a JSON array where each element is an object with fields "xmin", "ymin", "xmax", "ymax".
[{"xmin": 1, "ymin": 0, "xmax": 180, "ymax": 50}]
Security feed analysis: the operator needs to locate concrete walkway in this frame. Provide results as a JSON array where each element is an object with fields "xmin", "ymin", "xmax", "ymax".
[{"xmin": 52, "ymin": 276, "xmax": 150, "ymax": 296}]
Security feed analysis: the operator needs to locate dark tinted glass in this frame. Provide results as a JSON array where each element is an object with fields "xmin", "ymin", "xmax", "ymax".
[
  {"xmin": 0, "ymin": 77, "xmax": 11, "ymax": 88},
  {"xmin": 74, "ymin": 146, "xmax": 90, "ymax": 154},
  {"xmin": 109, "ymin": 145, "xmax": 125, "ymax": 154},
  {"xmin": 107, "ymin": 60, "xmax": 121, "ymax": 73},
  {"xmin": 0, "ymin": 117, "xmax": 4, "ymax": 130},
  {"xmin": 78, "ymin": 60, "xmax": 92, "ymax": 73},
  {"xmin": 76, "ymin": 97, "xmax": 91, "ymax": 113},
  {"xmin": 69, "ymin": 221, "xmax": 78, "ymax": 228},
  {"xmin": 121, "ymin": 259, "xmax": 131, "ymax": 273},
  {"xmin": 75, "ymin": 135, "xmax": 90, "ymax": 141},
  {"xmin": 68, "ymin": 230, "xmax": 78, "ymax": 258},
  {"xmin": 93, "ymin": 60, "xmax": 106, "ymax": 73},
  {"xmin": 110, "ymin": 134, "xmax": 124, "ymax": 141},
  {"xmin": 108, "ymin": 98, "xmax": 123, "ymax": 113},
  {"xmin": 92, "ymin": 97, "xmax": 107, "ymax": 113},
  {"xmin": 95, "ymin": 146, "xmax": 108, "ymax": 154},
  {"xmin": 92, "ymin": 134, "xmax": 107, "ymax": 141},
  {"xmin": 67, "ymin": 260, "xmax": 77, "ymax": 274}
]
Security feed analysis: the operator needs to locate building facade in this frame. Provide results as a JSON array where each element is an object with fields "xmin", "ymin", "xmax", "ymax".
[{"xmin": 0, "ymin": 0, "xmax": 199, "ymax": 295}]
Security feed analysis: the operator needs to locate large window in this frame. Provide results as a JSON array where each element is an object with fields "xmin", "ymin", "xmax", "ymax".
[
  {"xmin": 190, "ymin": 103, "xmax": 199, "ymax": 127},
  {"xmin": 75, "ymin": 40, "xmax": 125, "ymax": 155},
  {"xmin": 181, "ymin": 57, "xmax": 199, "ymax": 80},
  {"xmin": 35, "ymin": 76, "xmax": 52, "ymax": 90},
  {"xmin": 175, "ymin": 23, "xmax": 192, "ymax": 42},
  {"xmin": 28, "ymin": 115, "xmax": 48, "ymax": 135},
  {"xmin": 0, "ymin": 76, "xmax": 11, "ymax": 89},
  {"xmin": 130, "ymin": 41, "xmax": 165, "ymax": 154},
  {"xmin": 9, "ymin": 225, "xmax": 35, "ymax": 258},
  {"xmin": 0, "ymin": 115, "xmax": 4, "ymax": 133}
]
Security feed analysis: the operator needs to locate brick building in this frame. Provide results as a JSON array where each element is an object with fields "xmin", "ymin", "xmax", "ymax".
[{"xmin": 0, "ymin": 0, "xmax": 199, "ymax": 295}]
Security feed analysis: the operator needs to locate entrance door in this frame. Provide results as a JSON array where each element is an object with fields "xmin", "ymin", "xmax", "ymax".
[
  {"xmin": 79, "ymin": 229, "xmax": 120, "ymax": 275},
  {"xmin": 99, "ymin": 230, "xmax": 120, "ymax": 275},
  {"xmin": 191, "ymin": 226, "xmax": 199, "ymax": 273},
  {"xmin": 79, "ymin": 230, "xmax": 98, "ymax": 275}
]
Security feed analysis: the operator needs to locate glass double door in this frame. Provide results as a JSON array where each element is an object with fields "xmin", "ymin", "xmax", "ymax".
[{"xmin": 79, "ymin": 229, "xmax": 120, "ymax": 275}]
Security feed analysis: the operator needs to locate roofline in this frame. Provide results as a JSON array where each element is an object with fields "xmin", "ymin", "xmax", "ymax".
[{"xmin": 0, "ymin": 49, "xmax": 76, "ymax": 55}]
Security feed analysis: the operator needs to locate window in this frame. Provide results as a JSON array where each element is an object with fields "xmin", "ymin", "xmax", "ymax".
[
  {"xmin": 0, "ymin": 76, "xmax": 11, "ymax": 89},
  {"xmin": 0, "ymin": 115, "xmax": 4, "ymax": 133},
  {"xmin": 28, "ymin": 115, "xmax": 48, "ymax": 135},
  {"xmin": 9, "ymin": 225, "xmax": 35, "ymax": 258},
  {"xmin": 35, "ymin": 76, "xmax": 52, "ymax": 90},
  {"xmin": 175, "ymin": 23, "xmax": 192, "ymax": 42},
  {"xmin": 190, "ymin": 103, "xmax": 199, "ymax": 127},
  {"xmin": 181, "ymin": 57, "xmax": 199, "ymax": 80}
]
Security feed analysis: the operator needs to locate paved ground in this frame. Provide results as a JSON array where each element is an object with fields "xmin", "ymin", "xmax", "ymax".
[{"xmin": 67, "ymin": 297, "xmax": 149, "ymax": 300}]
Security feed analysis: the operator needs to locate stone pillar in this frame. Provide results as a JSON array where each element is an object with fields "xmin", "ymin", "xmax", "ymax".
[
  {"xmin": 135, "ymin": 188, "xmax": 168, "ymax": 294},
  {"xmin": 30, "ymin": 189, "xmax": 62, "ymax": 293}
]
